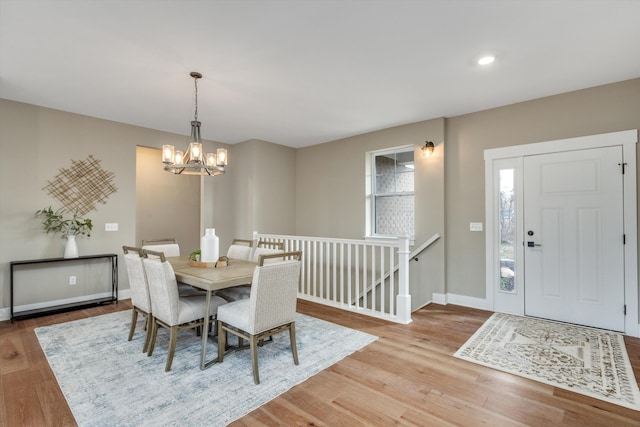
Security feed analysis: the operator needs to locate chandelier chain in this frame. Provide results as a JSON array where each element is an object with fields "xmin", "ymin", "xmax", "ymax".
[{"xmin": 193, "ymin": 76, "xmax": 198, "ymax": 122}]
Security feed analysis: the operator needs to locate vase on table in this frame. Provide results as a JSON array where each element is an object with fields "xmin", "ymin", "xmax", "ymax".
[
  {"xmin": 200, "ymin": 228, "xmax": 219, "ymax": 262},
  {"xmin": 64, "ymin": 235, "xmax": 79, "ymax": 258}
]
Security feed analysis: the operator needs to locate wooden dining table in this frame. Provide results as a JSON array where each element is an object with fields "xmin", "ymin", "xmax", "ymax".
[{"xmin": 168, "ymin": 256, "xmax": 257, "ymax": 369}]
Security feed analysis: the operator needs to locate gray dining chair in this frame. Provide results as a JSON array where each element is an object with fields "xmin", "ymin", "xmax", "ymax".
[
  {"xmin": 216, "ymin": 245, "xmax": 287, "ymax": 302},
  {"xmin": 217, "ymin": 251, "xmax": 302, "ymax": 384},
  {"xmin": 142, "ymin": 249, "xmax": 228, "ymax": 371},
  {"xmin": 142, "ymin": 240, "xmax": 204, "ymax": 297},
  {"xmin": 123, "ymin": 246, "xmax": 153, "ymax": 353}
]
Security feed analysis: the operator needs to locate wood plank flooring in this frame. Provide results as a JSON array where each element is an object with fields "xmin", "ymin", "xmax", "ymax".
[{"xmin": 1, "ymin": 300, "xmax": 640, "ymax": 426}]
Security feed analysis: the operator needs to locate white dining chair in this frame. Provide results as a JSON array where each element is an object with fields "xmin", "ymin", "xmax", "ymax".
[
  {"xmin": 217, "ymin": 251, "xmax": 302, "ymax": 384},
  {"xmin": 142, "ymin": 249, "xmax": 228, "ymax": 371},
  {"xmin": 226, "ymin": 238, "xmax": 254, "ymax": 261}
]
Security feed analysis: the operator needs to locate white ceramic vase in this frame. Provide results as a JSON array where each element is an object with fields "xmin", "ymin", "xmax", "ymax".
[
  {"xmin": 200, "ymin": 228, "xmax": 219, "ymax": 262},
  {"xmin": 64, "ymin": 235, "xmax": 79, "ymax": 258}
]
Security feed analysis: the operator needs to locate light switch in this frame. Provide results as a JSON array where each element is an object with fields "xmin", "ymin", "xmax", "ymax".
[
  {"xmin": 105, "ymin": 223, "xmax": 118, "ymax": 231},
  {"xmin": 470, "ymin": 222, "xmax": 483, "ymax": 232}
]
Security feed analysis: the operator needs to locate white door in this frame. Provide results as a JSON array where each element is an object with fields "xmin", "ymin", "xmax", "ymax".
[{"xmin": 523, "ymin": 146, "xmax": 625, "ymax": 331}]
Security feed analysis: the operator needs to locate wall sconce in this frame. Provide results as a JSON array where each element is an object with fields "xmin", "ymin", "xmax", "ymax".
[{"xmin": 422, "ymin": 141, "xmax": 435, "ymax": 157}]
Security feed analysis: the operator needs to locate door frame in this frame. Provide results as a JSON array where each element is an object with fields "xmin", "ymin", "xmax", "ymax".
[{"xmin": 483, "ymin": 129, "xmax": 638, "ymax": 337}]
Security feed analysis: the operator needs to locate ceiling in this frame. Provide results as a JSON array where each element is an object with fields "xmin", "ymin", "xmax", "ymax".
[{"xmin": 1, "ymin": 0, "xmax": 639, "ymax": 148}]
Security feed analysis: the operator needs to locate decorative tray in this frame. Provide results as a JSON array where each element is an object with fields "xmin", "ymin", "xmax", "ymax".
[{"xmin": 188, "ymin": 260, "xmax": 216, "ymax": 268}]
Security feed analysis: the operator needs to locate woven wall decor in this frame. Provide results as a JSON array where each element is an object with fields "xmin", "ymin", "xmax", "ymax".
[{"xmin": 43, "ymin": 155, "xmax": 117, "ymax": 216}]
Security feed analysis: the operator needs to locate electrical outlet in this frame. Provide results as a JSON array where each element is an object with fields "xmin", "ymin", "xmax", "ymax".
[
  {"xmin": 470, "ymin": 222, "xmax": 483, "ymax": 232},
  {"xmin": 69, "ymin": 276, "xmax": 77, "ymax": 285},
  {"xmin": 105, "ymin": 223, "xmax": 118, "ymax": 231}
]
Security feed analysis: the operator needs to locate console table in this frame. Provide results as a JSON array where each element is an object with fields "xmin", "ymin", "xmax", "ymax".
[{"xmin": 10, "ymin": 253, "xmax": 118, "ymax": 322}]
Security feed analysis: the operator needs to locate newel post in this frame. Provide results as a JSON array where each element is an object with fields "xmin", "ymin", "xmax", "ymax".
[{"xmin": 396, "ymin": 236, "xmax": 412, "ymax": 324}]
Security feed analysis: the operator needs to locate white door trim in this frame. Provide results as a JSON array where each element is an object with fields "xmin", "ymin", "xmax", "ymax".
[{"xmin": 484, "ymin": 129, "xmax": 639, "ymax": 336}]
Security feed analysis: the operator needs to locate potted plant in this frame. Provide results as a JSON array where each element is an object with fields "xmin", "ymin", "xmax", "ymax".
[{"xmin": 35, "ymin": 206, "xmax": 93, "ymax": 258}]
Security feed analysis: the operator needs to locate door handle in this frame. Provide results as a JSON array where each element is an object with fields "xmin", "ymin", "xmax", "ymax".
[{"xmin": 527, "ymin": 241, "xmax": 542, "ymax": 247}]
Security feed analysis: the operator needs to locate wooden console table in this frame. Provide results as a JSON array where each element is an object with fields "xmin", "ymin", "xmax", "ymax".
[{"xmin": 10, "ymin": 253, "xmax": 118, "ymax": 322}]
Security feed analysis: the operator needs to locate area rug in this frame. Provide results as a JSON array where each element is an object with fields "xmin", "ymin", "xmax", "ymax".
[
  {"xmin": 454, "ymin": 312, "xmax": 640, "ymax": 410},
  {"xmin": 35, "ymin": 310, "xmax": 377, "ymax": 426}
]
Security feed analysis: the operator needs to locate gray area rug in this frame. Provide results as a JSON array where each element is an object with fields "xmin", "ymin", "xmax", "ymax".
[
  {"xmin": 35, "ymin": 310, "xmax": 377, "ymax": 426},
  {"xmin": 454, "ymin": 312, "xmax": 640, "ymax": 410}
]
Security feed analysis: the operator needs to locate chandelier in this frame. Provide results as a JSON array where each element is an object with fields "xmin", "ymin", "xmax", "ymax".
[{"xmin": 162, "ymin": 72, "xmax": 227, "ymax": 176}]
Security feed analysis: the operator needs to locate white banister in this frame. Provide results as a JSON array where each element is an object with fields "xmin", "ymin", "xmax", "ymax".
[
  {"xmin": 396, "ymin": 237, "xmax": 411, "ymax": 323},
  {"xmin": 254, "ymin": 232, "xmax": 412, "ymax": 324}
]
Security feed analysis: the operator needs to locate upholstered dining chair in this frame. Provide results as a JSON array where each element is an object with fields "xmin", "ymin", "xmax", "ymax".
[
  {"xmin": 217, "ymin": 251, "xmax": 302, "ymax": 384},
  {"xmin": 142, "ymin": 239, "xmax": 180, "ymax": 257},
  {"xmin": 226, "ymin": 238, "xmax": 254, "ymax": 261},
  {"xmin": 250, "ymin": 246, "xmax": 284, "ymax": 264},
  {"xmin": 142, "ymin": 249, "xmax": 228, "ymax": 372},
  {"xmin": 123, "ymin": 246, "xmax": 153, "ymax": 353},
  {"xmin": 142, "ymin": 240, "xmax": 204, "ymax": 296},
  {"xmin": 217, "ymin": 246, "xmax": 292, "ymax": 303}
]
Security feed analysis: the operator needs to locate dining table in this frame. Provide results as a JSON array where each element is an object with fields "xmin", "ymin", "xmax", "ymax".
[{"xmin": 168, "ymin": 256, "xmax": 257, "ymax": 369}]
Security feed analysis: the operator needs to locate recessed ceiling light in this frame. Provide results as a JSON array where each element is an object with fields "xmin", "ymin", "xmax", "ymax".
[{"xmin": 478, "ymin": 55, "xmax": 495, "ymax": 65}]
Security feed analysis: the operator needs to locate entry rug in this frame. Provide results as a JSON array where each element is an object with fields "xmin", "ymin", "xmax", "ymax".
[
  {"xmin": 35, "ymin": 310, "xmax": 377, "ymax": 426},
  {"xmin": 454, "ymin": 313, "xmax": 640, "ymax": 410}
]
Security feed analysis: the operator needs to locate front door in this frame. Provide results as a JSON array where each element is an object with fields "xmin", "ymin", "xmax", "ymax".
[{"xmin": 523, "ymin": 146, "xmax": 625, "ymax": 331}]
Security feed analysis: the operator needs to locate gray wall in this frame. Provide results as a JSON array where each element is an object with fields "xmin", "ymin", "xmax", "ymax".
[
  {"xmin": 0, "ymin": 99, "xmax": 293, "ymax": 315},
  {"xmin": 136, "ymin": 146, "xmax": 200, "ymax": 253},
  {"xmin": 295, "ymin": 118, "xmax": 446, "ymax": 309},
  {"xmin": 1, "ymin": 77, "xmax": 639, "ymax": 320},
  {"xmin": 445, "ymin": 78, "xmax": 640, "ymax": 300}
]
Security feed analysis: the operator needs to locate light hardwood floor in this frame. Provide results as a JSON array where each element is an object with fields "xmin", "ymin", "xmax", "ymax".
[{"xmin": 2, "ymin": 300, "xmax": 640, "ymax": 426}]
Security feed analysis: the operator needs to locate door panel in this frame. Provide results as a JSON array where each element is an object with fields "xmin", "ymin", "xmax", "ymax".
[{"xmin": 524, "ymin": 146, "xmax": 625, "ymax": 331}]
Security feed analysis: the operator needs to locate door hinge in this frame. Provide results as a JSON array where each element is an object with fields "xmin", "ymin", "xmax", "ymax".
[
  {"xmin": 619, "ymin": 162, "xmax": 627, "ymax": 174},
  {"xmin": 624, "ymin": 304, "xmax": 627, "ymax": 315},
  {"xmin": 624, "ymin": 234, "xmax": 626, "ymax": 244}
]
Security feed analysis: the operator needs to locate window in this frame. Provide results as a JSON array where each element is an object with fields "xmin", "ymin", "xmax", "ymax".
[
  {"xmin": 370, "ymin": 148, "xmax": 414, "ymax": 238},
  {"xmin": 499, "ymin": 168, "xmax": 516, "ymax": 293}
]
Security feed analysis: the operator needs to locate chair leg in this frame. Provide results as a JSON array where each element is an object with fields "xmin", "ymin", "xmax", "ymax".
[
  {"xmin": 128, "ymin": 309, "xmax": 138, "ymax": 341},
  {"xmin": 217, "ymin": 322, "xmax": 226, "ymax": 363},
  {"xmin": 142, "ymin": 315, "xmax": 153, "ymax": 353},
  {"xmin": 250, "ymin": 335, "xmax": 260, "ymax": 384},
  {"xmin": 166, "ymin": 326, "xmax": 178, "ymax": 372},
  {"xmin": 289, "ymin": 323, "xmax": 299, "ymax": 365},
  {"xmin": 147, "ymin": 319, "xmax": 158, "ymax": 356}
]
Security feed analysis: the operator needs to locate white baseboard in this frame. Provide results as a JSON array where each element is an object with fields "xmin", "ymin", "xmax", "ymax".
[
  {"xmin": 431, "ymin": 293, "xmax": 447, "ymax": 305},
  {"xmin": 430, "ymin": 292, "xmax": 640, "ymax": 337},
  {"xmin": 430, "ymin": 292, "xmax": 491, "ymax": 311},
  {"xmin": 0, "ymin": 289, "xmax": 131, "ymax": 322},
  {"xmin": 444, "ymin": 293, "xmax": 491, "ymax": 311}
]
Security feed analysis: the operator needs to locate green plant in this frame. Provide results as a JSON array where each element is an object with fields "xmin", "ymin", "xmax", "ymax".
[
  {"xmin": 189, "ymin": 249, "xmax": 201, "ymax": 261},
  {"xmin": 35, "ymin": 206, "xmax": 93, "ymax": 238}
]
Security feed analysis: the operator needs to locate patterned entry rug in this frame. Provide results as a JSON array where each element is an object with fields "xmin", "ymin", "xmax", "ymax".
[
  {"xmin": 35, "ymin": 310, "xmax": 377, "ymax": 426},
  {"xmin": 454, "ymin": 313, "xmax": 640, "ymax": 410}
]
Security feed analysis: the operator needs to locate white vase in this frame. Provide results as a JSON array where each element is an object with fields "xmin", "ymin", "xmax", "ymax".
[
  {"xmin": 64, "ymin": 235, "xmax": 79, "ymax": 258},
  {"xmin": 200, "ymin": 228, "xmax": 219, "ymax": 262}
]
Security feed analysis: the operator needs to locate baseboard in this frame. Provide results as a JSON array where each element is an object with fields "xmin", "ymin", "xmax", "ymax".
[
  {"xmin": 432, "ymin": 293, "xmax": 447, "ymax": 305},
  {"xmin": 446, "ymin": 293, "xmax": 491, "ymax": 310},
  {"xmin": 0, "ymin": 289, "xmax": 131, "ymax": 322},
  {"xmin": 430, "ymin": 293, "xmax": 640, "ymax": 337},
  {"xmin": 431, "ymin": 292, "xmax": 492, "ymax": 311}
]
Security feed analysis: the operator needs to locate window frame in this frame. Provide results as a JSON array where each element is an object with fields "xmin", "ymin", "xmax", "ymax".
[{"xmin": 367, "ymin": 146, "xmax": 415, "ymax": 239}]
